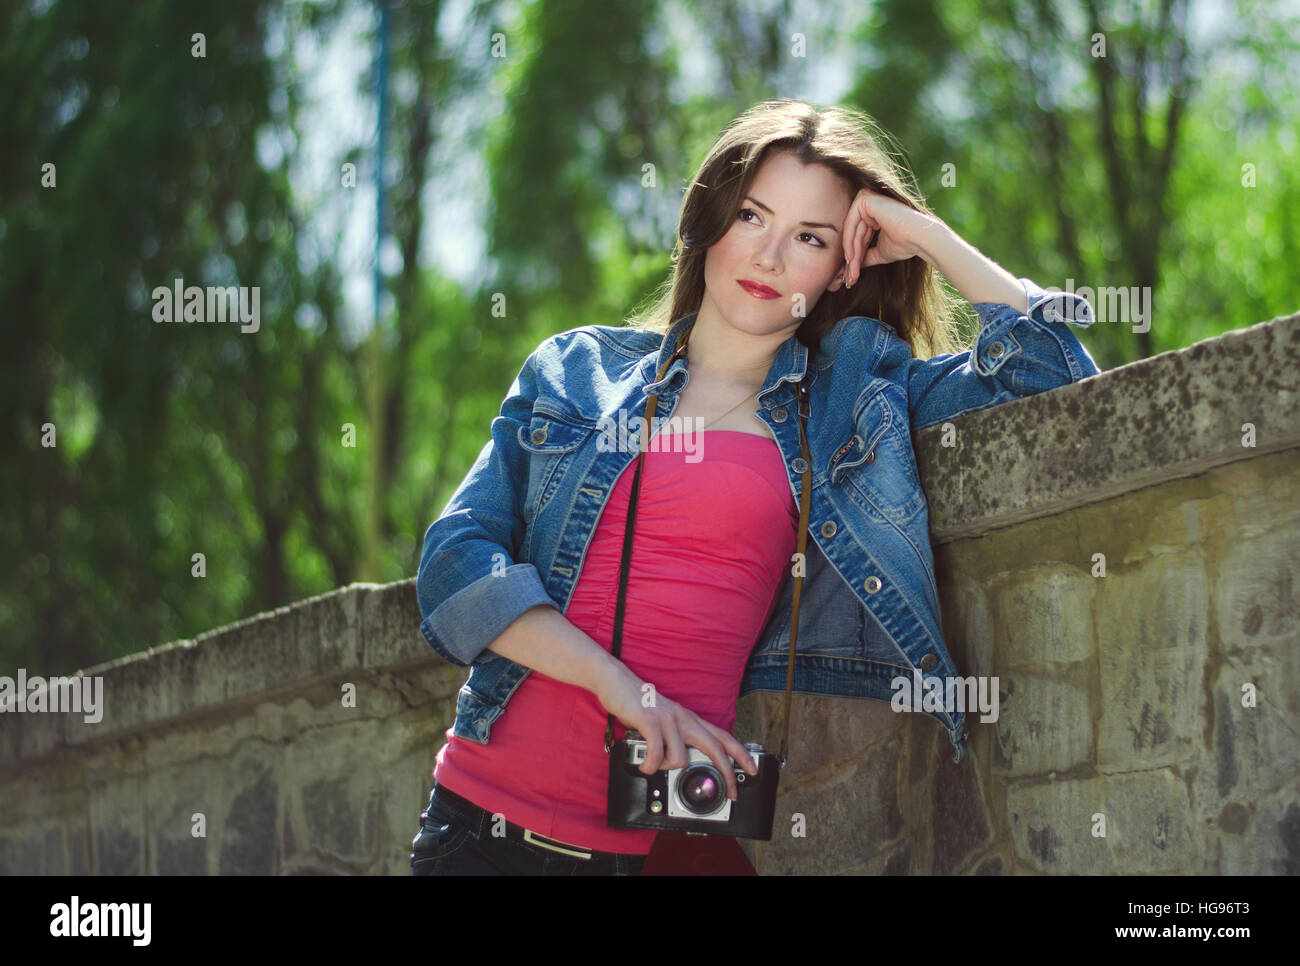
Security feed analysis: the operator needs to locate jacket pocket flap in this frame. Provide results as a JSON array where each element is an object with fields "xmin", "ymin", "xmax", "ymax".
[
  {"xmin": 829, "ymin": 389, "xmax": 893, "ymax": 483},
  {"xmin": 518, "ymin": 413, "xmax": 591, "ymax": 453}
]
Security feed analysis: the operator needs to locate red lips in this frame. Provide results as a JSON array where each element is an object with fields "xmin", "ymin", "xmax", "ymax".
[{"xmin": 738, "ymin": 279, "xmax": 780, "ymax": 299}]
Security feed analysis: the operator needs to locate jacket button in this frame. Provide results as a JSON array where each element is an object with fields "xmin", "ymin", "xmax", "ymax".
[
  {"xmin": 820, "ymin": 520, "xmax": 836, "ymax": 538},
  {"xmin": 530, "ymin": 423, "xmax": 548, "ymax": 444},
  {"xmin": 865, "ymin": 449, "xmax": 875, "ymax": 464},
  {"xmin": 791, "ymin": 457, "xmax": 808, "ymax": 474},
  {"xmin": 863, "ymin": 575, "xmax": 882, "ymax": 594},
  {"xmin": 919, "ymin": 653, "xmax": 938, "ymax": 671},
  {"xmin": 988, "ymin": 341, "xmax": 1005, "ymax": 359},
  {"xmin": 771, "ymin": 407, "xmax": 788, "ymax": 422}
]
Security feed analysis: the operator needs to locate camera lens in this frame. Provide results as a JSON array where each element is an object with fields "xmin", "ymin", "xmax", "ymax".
[{"xmin": 677, "ymin": 763, "xmax": 726, "ymax": 814}]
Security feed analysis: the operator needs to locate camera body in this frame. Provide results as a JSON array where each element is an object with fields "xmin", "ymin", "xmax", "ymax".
[{"xmin": 607, "ymin": 731, "xmax": 780, "ymax": 839}]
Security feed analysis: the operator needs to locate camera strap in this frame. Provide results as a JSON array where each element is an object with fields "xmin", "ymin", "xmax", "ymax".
[{"xmin": 602, "ymin": 322, "xmax": 812, "ymax": 768}]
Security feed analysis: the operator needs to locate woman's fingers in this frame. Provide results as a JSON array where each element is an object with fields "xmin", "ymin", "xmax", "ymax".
[
  {"xmin": 843, "ymin": 202, "xmax": 860, "ymax": 279},
  {"xmin": 635, "ymin": 708, "xmax": 685, "ymax": 774},
  {"xmin": 845, "ymin": 191, "xmax": 874, "ymax": 286},
  {"xmin": 661, "ymin": 717, "xmax": 689, "ymax": 773},
  {"xmin": 852, "ymin": 220, "xmax": 867, "ymax": 285},
  {"xmin": 716, "ymin": 728, "xmax": 759, "ymax": 776},
  {"xmin": 680, "ymin": 727, "xmax": 739, "ymax": 800},
  {"xmin": 845, "ymin": 186, "xmax": 895, "ymax": 284},
  {"xmin": 688, "ymin": 718, "xmax": 761, "ymax": 800},
  {"xmin": 636, "ymin": 719, "xmax": 662, "ymax": 774},
  {"xmin": 629, "ymin": 702, "xmax": 760, "ymax": 802}
]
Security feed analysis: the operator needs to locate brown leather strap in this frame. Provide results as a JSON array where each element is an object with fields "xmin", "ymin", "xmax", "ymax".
[
  {"xmin": 604, "ymin": 329, "xmax": 688, "ymax": 754},
  {"xmin": 603, "ymin": 323, "xmax": 809, "ymax": 770}
]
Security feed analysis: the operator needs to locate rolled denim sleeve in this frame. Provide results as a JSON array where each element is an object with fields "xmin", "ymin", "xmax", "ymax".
[
  {"xmin": 415, "ymin": 344, "xmax": 560, "ymax": 667},
  {"xmin": 905, "ymin": 276, "xmax": 1101, "ymax": 431}
]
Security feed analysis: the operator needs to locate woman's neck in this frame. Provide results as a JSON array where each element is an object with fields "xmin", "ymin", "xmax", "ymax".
[{"xmin": 683, "ymin": 309, "xmax": 792, "ymax": 388}]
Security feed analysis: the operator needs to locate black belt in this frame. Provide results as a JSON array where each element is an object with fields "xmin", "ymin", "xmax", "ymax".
[{"xmin": 433, "ymin": 782, "xmax": 646, "ymax": 862}]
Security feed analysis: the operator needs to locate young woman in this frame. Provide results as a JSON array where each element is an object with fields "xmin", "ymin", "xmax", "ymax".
[{"xmin": 410, "ymin": 98, "xmax": 1098, "ymax": 875}]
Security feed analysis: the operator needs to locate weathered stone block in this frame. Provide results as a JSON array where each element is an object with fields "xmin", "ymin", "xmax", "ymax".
[
  {"xmin": 932, "ymin": 743, "xmax": 991, "ymax": 873},
  {"xmin": 753, "ymin": 735, "xmax": 903, "ymax": 876},
  {"xmin": 991, "ymin": 568, "xmax": 1097, "ymax": 668},
  {"xmin": 218, "ymin": 767, "xmax": 278, "ymax": 874},
  {"xmin": 1006, "ymin": 769, "xmax": 1190, "ymax": 873},
  {"xmin": 1097, "ymin": 555, "xmax": 1207, "ymax": 770},
  {"xmin": 360, "ymin": 581, "xmax": 433, "ymax": 670},
  {"xmin": 1210, "ymin": 789, "xmax": 1300, "ymax": 875},
  {"xmin": 299, "ymin": 776, "xmax": 380, "ymax": 865},
  {"xmin": 991, "ymin": 672, "xmax": 1093, "ymax": 777}
]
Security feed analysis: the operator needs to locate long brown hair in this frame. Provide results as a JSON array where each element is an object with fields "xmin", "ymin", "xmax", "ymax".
[{"xmin": 625, "ymin": 97, "xmax": 968, "ymax": 359}]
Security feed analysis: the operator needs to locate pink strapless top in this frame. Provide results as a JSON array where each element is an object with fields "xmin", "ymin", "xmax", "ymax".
[{"xmin": 432, "ymin": 430, "xmax": 798, "ymax": 854}]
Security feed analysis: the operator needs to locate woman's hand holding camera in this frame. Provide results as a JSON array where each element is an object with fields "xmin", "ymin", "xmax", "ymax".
[{"xmin": 594, "ymin": 659, "xmax": 758, "ymax": 801}]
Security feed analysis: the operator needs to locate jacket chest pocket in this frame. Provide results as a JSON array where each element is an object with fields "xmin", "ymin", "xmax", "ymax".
[
  {"xmin": 829, "ymin": 388, "xmax": 926, "ymax": 523},
  {"xmin": 517, "ymin": 410, "xmax": 594, "ymax": 525}
]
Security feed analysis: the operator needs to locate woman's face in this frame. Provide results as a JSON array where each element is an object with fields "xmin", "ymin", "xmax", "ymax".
[{"xmin": 700, "ymin": 150, "xmax": 854, "ymax": 339}]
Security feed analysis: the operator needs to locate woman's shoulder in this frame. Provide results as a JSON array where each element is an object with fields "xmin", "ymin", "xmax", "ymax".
[
  {"xmin": 522, "ymin": 324, "xmax": 663, "ymax": 419},
  {"xmin": 536, "ymin": 323, "xmax": 662, "ymax": 359},
  {"xmin": 813, "ymin": 314, "xmax": 902, "ymax": 374},
  {"xmin": 527, "ymin": 325, "xmax": 663, "ymax": 377},
  {"xmin": 819, "ymin": 313, "xmax": 897, "ymax": 351}
]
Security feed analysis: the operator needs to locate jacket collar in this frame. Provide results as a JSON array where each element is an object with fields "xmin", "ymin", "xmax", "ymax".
[{"xmin": 642, "ymin": 311, "xmax": 811, "ymax": 407}]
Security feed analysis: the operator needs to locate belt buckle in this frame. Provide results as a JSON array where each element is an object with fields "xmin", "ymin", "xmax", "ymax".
[{"xmin": 522, "ymin": 828, "xmax": 594, "ymax": 860}]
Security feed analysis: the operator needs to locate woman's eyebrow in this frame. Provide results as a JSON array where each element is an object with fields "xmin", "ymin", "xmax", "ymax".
[{"xmin": 744, "ymin": 195, "xmax": 841, "ymax": 233}]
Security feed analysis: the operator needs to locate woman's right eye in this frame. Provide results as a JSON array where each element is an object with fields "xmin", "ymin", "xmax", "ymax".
[{"xmin": 737, "ymin": 207, "xmax": 758, "ymax": 223}]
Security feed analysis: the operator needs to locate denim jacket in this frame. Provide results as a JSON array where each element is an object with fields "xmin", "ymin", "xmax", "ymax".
[{"xmin": 416, "ymin": 278, "xmax": 1098, "ymax": 764}]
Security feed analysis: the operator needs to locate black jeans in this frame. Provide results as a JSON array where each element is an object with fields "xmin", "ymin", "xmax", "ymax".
[{"xmin": 410, "ymin": 782, "xmax": 647, "ymax": 876}]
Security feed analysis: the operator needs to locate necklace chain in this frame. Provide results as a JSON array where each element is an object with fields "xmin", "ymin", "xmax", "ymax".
[
  {"xmin": 701, "ymin": 387, "xmax": 759, "ymax": 430},
  {"xmin": 679, "ymin": 343, "xmax": 762, "ymax": 430}
]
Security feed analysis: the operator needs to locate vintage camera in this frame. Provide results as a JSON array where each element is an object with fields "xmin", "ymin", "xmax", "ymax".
[{"xmin": 607, "ymin": 730, "xmax": 780, "ymax": 839}]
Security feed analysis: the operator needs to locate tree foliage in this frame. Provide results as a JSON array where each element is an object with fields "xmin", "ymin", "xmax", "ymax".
[{"xmin": 1, "ymin": 0, "xmax": 1294, "ymax": 674}]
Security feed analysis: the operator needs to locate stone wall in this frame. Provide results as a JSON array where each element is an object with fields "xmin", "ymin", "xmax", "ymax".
[{"xmin": 3, "ymin": 311, "xmax": 1297, "ymax": 874}]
